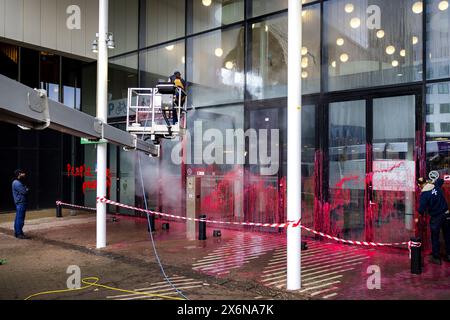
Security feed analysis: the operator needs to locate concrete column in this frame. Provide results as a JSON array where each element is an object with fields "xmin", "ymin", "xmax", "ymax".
[
  {"xmin": 96, "ymin": 0, "xmax": 108, "ymax": 249},
  {"xmin": 287, "ymin": 0, "xmax": 302, "ymax": 291}
]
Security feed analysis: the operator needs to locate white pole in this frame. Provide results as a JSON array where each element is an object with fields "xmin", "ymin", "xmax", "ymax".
[
  {"xmin": 287, "ymin": 0, "xmax": 302, "ymax": 290},
  {"xmin": 96, "ymin": 0, "xmax": 108, "ymax": 249}
]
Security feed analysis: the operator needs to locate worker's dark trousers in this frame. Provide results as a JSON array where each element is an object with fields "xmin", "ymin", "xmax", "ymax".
[
  {"xmin": 429, "ymin": 213, "xmax": 450, "ymax": 258},
  {"xmin": 14, "ymin": 203, "xmax": 27, "ymax": 237}
]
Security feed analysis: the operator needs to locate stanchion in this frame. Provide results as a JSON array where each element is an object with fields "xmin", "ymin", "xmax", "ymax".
[
  {"xmin": 56, "ymin": 203, "xmax": 62, "ymax": 218},
  {"xmin": 410, "ymin": 237, "xmax": 422, "ymax": 275},
  {"xmin": 199, "ymin": 215, "xmax": 207, "ymax": 240}
]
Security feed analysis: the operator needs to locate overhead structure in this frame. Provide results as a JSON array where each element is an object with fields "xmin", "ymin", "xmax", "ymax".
[
  {"xmin": 287, "ymin": 0, "xmax": 302, "ymax": 291},
  {"xmin": 0, "ymin": 74, "xmax": 159, "ymax": 157}
]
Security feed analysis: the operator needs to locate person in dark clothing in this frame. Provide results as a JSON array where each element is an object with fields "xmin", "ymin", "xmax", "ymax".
[
  {"xmin": 12, "ymin": 169, "xmax": 29, "ymax": 239},
  {"xmin": 168, "ymin": 71, "xmax": 187, "ymax": 125},
  {"xmin": 417, "ymin": 177, "xmax": 450, "ymax": 265}
]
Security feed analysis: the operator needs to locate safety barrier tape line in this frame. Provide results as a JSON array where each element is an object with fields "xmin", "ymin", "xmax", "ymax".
[
  {"xmin": 55, "ymin": 200, "xmax": 95, "ymax": 212},
  {"xmin": 55, "ymin": 199, "xmax": 422, "ymax": 250}
]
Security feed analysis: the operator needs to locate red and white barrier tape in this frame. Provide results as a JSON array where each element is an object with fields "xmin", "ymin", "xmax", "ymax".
[
  {"xmin": 55, "ymin": 201, "xmax": 95, "ymax": 212},
  {"xmin": 96, "ymin": 197, "xmax": 298, "ymax": 229},
  {"xmin": 56, "ymin": 198, "xmax": 422, "ymax": 252}
]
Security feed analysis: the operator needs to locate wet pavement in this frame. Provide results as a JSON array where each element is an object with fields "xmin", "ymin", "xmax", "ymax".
[{"xmin": 0, "ymin": 209, "xmax": 449, "ymax": 300}]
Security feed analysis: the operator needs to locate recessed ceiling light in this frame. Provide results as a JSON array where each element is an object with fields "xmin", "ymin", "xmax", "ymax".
[
  {"xmin": 202, "ymin": 0, "xmax": 212, "ymax": 7},
  {"xmin": 301, "ymin": 71, "xmax": 308, "ymax": 78},
  {"xmin": 345, "ymin": 3, "xmax": 354, "ymax": 13},
  {"xmin": 386, "ymin": 45, "xmax": 396, "ymax": 55},
  {"xmin": 376, "ymin": 30, "xmax": 385, "ymax": 39},
  {"xmin": 400, "ymin": 49, "xmax": 406, "ymax": 57},
  {"xmin": 412, "ymin": 36, "xmax": 419, "ymax": 45},
  {"xmin": 350, "ymin": 17, "xmax": 361, "ymax": 29},
  {"xmin": 301, "ymin": 46, "xmax": 308, "ymax": 55},
  {"xmin": 225, "ymin": 61, "xmax": 234, "ymax": 70},
  {"xmin": 182, "ymin": 56, "xmax": 185, "ymax": 64},
  {"xmin": 215, "ymin": 48, "xmax": 223, "ymax": 57},
  {"xmin": 336, "ymin": 38, "xmax": 345, "ymax": 46},
  {"xmin": 412, "ymin": 1, "xmax": 423, "ymax": 14},
  {"xmin": 331, "ymin": 61, "xmax": 337, "ymax": 68},
  {"xmin": 439, "ymin": 0, "xmax": 449, "ymax": 11},
  {"xmin": 165, "ymin": 45, "xmax": 174, "ymax": 51},
  {"xmin": 301, "ymin": 57, "xmax": 308, "ymax": 68},
  {"xmin": 340, "ymin": 53, "xmax": 349, "ymax": 62},
  {"xmin": 392, "ymin": 60, "xmax": 399, "ymax": 67}
]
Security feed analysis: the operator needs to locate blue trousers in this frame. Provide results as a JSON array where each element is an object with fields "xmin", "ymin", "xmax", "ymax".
[
  {"xmin": 430, "ymin": 213, "xmax": 450, "ymax": 258},
  {"xmin": 14, "ymin": 203, "xmax": 27, "ymax": 237}
]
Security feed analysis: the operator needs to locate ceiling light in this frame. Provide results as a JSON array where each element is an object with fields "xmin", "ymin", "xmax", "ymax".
[
  {"xmin": 439, "ymin": 0, "xmax": 449, "ymax": 11},
  {"xmin": 182, "ymin": 56, "xmax": 185, "ymax": 64},
  {"xmin": 225, "ymin": 61, "xmax": 234, "ymax": 70},
  {"xmin": 302, "ymin": 10, "xmax": 307, "ymax": 17},
  {"xmin": 336, "ymin": 38, "xmax": 345, "ymax": 46},
  {"xmin": 350, "ymin": 17, "xmax": 361, "ymax": 29},
  {"xmin": 202, "ymin": 0, "xmax": 212, "ymax": 6},
  {"xmin": 345, "ymin": 3, "xmax": 354, "ymax": 13},
  {"xmin": 412, "ymin": 1, "xmax": 423, "ymax": 14},
  {"xmin": 301, "ymin": 57, "xmax": 308, "ymax": 68},
  {"xmin": 340, "ymin": 53, "xmax": 349, "ymax": 62},
  {"xmin": 301, "ymin": 46, "xmax": 308, "ymax": 55},
  {"xmin": 265, "ymin": 25, "xmax": 268, "ymax": 32},
  {"xmin": 331, "ymin": 61, "xmax": 337, "ymax": 68},
  {"xmin": 400, "ymin": 49, "xmax": 406, "ymax": 57},
  {"xmin": 392, "ymin": 60, "xmax": 399, "ymax": 67},
  {"xmin": 386, "ymin": 45, "xmax": 396, "ymax": 55},
  {"xmin": 376, "ymin": 30, "xmax": 385, "ymax": 39},
  {"xmin": 165, "ymin": 45, "xmax": 174, "ymax": 51},
  {"xmin": 301, "ymin": 71, "xmax": 308, "ymax": 79},
  {"xmin": 412, "ymin": 36, "xmax": 419, "ymax": 45},
  {"xmin": 215, "ymin": 47, "xmax": 223, "ymax": 57}
]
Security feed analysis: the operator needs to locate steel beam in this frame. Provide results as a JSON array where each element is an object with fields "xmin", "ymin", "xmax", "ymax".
[{"xmin": 0, "ymin": 74, "xmax": 159, "ymax": 156}]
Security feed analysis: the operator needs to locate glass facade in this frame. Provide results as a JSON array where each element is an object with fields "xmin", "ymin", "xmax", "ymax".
[
  {"xmin": 95, "ymin": 0, "xmax": 450, "ymax": 248},
  {"xmin": 0, "ymin": 45, "xmax": 85, "ymax": 212}
]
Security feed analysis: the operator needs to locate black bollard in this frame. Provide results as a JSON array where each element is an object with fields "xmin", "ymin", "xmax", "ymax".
[
  {"xmin": 410, "ymin": 237, "xmax": 422, "ymax": 275},
  {"xmin": 199, "ymin": 215, "xmax": 207, "ymax": 240},
  {"xmin": 56, "ymin": 204, "xmax": 62, "ymax": 218},
  {"xmin": 148, "ymin": 214, "xmax": 156, "ymax": 232},
  {"xmin": 301, "ymin": 241, "xmax": 308, "ymax": 251}
]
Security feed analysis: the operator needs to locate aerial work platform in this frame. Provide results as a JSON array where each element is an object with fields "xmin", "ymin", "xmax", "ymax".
[{"xmin": 126, "ymin": 83, "xmax": 187, "ymax": 145}]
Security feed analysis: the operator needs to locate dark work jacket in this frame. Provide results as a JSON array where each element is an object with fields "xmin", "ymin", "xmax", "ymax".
[
  {"xmin": 12, "ymin": 179, "xmax": 29, "ymax": 205},
  {"xmin": 418, "ymin": 178, "xmax": 448, "ymax": 218}
]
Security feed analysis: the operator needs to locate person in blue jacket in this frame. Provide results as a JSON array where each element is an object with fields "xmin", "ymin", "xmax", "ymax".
[
  {"xmin": 12, "ymin": 169, "xmax": 30, "ymax": 239},
  {"xmin": 417, "ymin": 177, "xmax": 450, "ymax": 265}
]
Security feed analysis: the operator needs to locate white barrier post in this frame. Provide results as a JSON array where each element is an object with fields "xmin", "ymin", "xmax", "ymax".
[
  {"xmin": 287, "ymin": 0, "xmax": 302, "ymax": 291},
  {"xmin": 96, "ymin": 0, "xmax": 108, "ymax": 249}
]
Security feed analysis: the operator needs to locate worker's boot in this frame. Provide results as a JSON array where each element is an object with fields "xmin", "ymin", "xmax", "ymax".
[{"xmin": 430, "ymin": 256, "xmax": 442, "ymax": 265}]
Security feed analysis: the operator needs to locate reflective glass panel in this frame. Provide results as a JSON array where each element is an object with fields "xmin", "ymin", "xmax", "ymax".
[{"xmin": 325, "ymin": 0, "xmax": 423, "ymax": 91}]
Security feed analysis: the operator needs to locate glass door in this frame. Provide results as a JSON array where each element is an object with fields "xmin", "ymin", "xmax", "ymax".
[
  {"xmin": 328, "ymin": 100, "xmax": 366, "ymax": 240},
  {"xmin": 326, "ymin": 93, "xmax": 419, "ymax": 243},
  {"xmin": 371, "ymin": 95, "xmax": 417, "ymax": 243}
]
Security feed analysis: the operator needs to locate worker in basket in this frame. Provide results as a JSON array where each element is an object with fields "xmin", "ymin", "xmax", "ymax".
[{"xmin": 168, "ymin": 71, "xmax": 187, "ymax": 125}]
